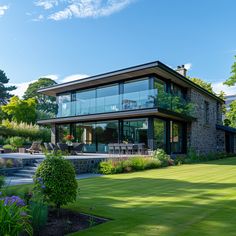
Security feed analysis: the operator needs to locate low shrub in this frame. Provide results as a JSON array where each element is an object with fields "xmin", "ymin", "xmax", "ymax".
[
  {"xmin": 9, "ymin": 136, "xmax": 25, "ymax": 149},
  {"xmin": 153, "ymin": 149, "xmax": 172, "ymax": 167},
  {"xmin": 3, "ymin": 144, "xmax": 16, "ymax": 151},
  {"xmin": 99, "ymin": 155, "xmax": 167, "ymax": 175},
  {"xmin": 0, "ymin": 175, "xmax": 4, "ymax": 189}
]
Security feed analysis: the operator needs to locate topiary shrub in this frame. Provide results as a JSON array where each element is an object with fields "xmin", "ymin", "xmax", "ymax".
[
  {"xmin": 34, "ymin": 153, "xmax": 78, "ymax": 211},
  {"xmin": 153, "ymin": 149, "xmax": 172, "ymax": 167}
]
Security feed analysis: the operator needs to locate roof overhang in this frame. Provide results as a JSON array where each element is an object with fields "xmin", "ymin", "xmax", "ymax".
[
  {"xmin": 216, "ymin": 124, "xmax": 236, "ymax": 134},
  {"xmin": 38, "ymin": 60, "xmax": 224, "ymax": 103}
]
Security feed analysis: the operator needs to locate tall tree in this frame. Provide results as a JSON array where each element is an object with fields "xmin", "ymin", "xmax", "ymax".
[
  {"xmin": 23, "ymin": 78, "xmax": 57, "ymax": 114},
  {"xmin": 225, "ymin": 100, "xmax": 236, "ymax": 128},
  {"xmin": 2, "ymin": 96, "xmax": 37, "ymax": 124},
  {"xmin": 0, "ymin": 70, "xmax": 16, "ymax": 105},
  {"xmin": 224, "ymin": 55, "xmax": 236, "ymax": 86}
]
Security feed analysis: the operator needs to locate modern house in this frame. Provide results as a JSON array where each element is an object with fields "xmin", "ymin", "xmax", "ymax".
[{"xmin": 38, "ymin": 61, "xmax": 236, "ymax": 154}]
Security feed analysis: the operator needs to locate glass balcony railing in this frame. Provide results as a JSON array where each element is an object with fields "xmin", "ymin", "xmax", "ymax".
[{"xmin": 54, "ymin": 89, "xmax": 195, "ymax": 119}]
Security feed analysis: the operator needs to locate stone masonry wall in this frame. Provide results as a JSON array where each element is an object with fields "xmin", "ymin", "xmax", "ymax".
[{"xmin": 187, "ymin": 89, "xmax": 224, "ymax": 154}]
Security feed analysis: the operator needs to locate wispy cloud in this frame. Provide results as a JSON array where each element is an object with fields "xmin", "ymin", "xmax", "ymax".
[
  {"xmin": 212, "ymin": 81, "xmax": 236, "ymax": 96},
  {"xmin": 33, "ymin": 14, "xmax": 44, "ymax": 21},
  {"xmin": 34, "ymin": 0, "xmax": 134, "ymax": 21},
  {"xmin": 0, "ymin": 5, "xmax": 9, "ymax": 17},
  {"xmin": 34, "ymin": 0, "xmax": 59, "ymax": 10}
]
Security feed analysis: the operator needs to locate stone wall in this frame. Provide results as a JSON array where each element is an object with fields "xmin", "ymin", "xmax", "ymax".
[{"xmin": 187, "ymin": 89, "xmax": 224, "ymax": 154}]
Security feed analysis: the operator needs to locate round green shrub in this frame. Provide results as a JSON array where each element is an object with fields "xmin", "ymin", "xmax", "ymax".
[
  {"xmin": 34, "ymin": 153, "xmax": 78, "ymax": 209},
  {"xmin": 9, "ymin": 136, "xmax": 24, "ymax": 148},
  {"xmin": 99, "ymin": 160, "xmax": 115, "ymax": 174}
]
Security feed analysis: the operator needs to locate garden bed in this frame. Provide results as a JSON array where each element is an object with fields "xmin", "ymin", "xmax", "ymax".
[{"xmin": 38, "ymin": 208, "xmax": 109, "ymax": 236}]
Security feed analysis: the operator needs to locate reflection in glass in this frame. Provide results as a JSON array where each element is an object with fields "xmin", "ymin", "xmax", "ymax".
[
  {"xmin": 170, "ymin": 121, "xmax": 183, "ymax": 153},
  {"xmin": 153, "ymin": 119, "xmax": 166, "ymax": 150},
  {"xmin": 58, "ymin": 124, "xmax": 70, "ymax": 143}
]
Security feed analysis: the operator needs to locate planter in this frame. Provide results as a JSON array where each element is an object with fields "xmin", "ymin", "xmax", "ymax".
[{"xmin": 19, "ymin": 148, "xmax": 26, "ymax": 153}]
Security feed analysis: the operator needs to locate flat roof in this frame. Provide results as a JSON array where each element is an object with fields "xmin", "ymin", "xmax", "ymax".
[{"xmin": 38, "ymin": 60, "xmax": 224, "ymax": 103}]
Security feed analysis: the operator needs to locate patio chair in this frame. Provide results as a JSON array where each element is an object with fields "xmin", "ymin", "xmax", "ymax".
[
  {"xmin": 137, "ymin": 143, "xmax": 145, "ymax": 155},
  {"xmin": 127, "ymin": 144, "xmax": 134, "ymax": 154},
  {"xmin": 108, "ymin": 143, "xmax": 114, "ymax": 154},
  {"xmin": 26, "ymin": 142, "xmax": 42, "ymax": 154},
  {"xmin": 114, "ymin": 143, "xmax": 121, "ymax": 155},
  {"xmin": 120, "ymin": 144, "xmax": 127, "ymax": 155},
  {"xmin": 57, "ymin": 143, "xmax": 68, "ymax": 152},
  {"xmin": 73, "ymin": 143, "xmax": 84, "ymax": 155},
  {"xmin": 44, "ymin": 143, "xmax": 53, "ymax": 152}
]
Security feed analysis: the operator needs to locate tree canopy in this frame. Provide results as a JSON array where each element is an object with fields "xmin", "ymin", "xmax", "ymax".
[
  {"xmin": 0, "ymin": 69, "xmax": 16, "ymax": 105},
  {"xmin": 189, "ymin": 77, "xmax": 214, "ymax": 93},
  {"xmin": 224, "ymin": 55, "xmax": 236, "ymax": 86},
  {"xmin": 2, "ymin": 96, "xmax": 37, "ymax": 124},
  {"xmin": 225, "ymin": 100, "xmax": 236, "ymax": 128},
  {"xmin": 23, "ymin": 78, "xmax": 57, "ymax": 115}
]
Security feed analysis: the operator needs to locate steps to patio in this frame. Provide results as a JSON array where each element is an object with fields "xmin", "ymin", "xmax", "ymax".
[{"xmin": 13, "ymin": 159, "xmax": 43, "ymax": 178}]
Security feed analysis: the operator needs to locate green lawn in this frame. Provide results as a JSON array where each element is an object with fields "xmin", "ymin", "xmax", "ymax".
[{"xmin": 13, "ymin": 157, "xmax": 236, "ymax": 235}]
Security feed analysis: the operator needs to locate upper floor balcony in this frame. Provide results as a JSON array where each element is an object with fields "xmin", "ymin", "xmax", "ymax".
[{"xmin": 56, "ymin": 89, "xmax": 196, "ymax": 119}]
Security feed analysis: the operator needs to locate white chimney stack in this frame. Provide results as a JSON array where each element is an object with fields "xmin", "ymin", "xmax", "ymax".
[{"xmin": 176, "ymin": 65, "xmax": 187, "ymax": 77}]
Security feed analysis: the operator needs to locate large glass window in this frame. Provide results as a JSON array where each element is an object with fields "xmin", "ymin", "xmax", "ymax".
[
  {"xmin": 76, "ymin": 89, "xmax": 96, "ymax": 115},
  {"xmin": 170, "ymin": 121, "xmax": 183, "ymax": 153},
  {"xmin": 57, "ymin": 94, "xmax": 71, "ymax": 117},
  {"xmin": 122, "ymin": 119, "xmax": 148, "ymax": 145},
  {"xmin": 75, "ymin": 123, "xmax": 96, "ymax": 152},
  {"xmin": 153, "ymin": 119, "xmax": 166, "ymax": 150},
  {"xmin": 96, "ymin": 121, "xmax": 119, "ymax": 153},
  {"xmin": 96, "ymin": 85, "xmax": 119, "ymax": 113},
  {"xmin": 58, "ymin": 124, "xmax": 70, "ymax": 143},
  {"xmin": 123, "ymin": 78, "xmax": 151, "ymax": 110}
]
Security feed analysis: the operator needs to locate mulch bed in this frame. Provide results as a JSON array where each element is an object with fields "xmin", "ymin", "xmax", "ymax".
[{"xmin": 37, "ymin": 208, "xmax": 109, "ymax": 236}]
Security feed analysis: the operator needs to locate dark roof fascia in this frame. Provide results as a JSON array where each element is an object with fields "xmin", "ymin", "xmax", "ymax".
[
  {"xmin": 38, "ymin": 60, "xmax": 224, "ymax": 103},
  {"xmin": 216, "ymin": 124, "xmax": 236, "ymax": 134},
  {"xmin": 157, "ymin": 61, "xmax": 224, "ymax": 103},
  {"xmin": 38, "ymin": 61, "xmax": 159, "ymax": 94}
]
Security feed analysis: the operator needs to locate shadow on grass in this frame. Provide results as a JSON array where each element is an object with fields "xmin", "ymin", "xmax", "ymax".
[{"xmin": 68, "ymin": 176, "xmax": 236, "ymax": 235}]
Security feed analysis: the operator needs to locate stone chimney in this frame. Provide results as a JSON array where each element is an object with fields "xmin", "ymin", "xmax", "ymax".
[{"xmin": 176, "ymin": 65, "xmax": 187, "ymax": 77}]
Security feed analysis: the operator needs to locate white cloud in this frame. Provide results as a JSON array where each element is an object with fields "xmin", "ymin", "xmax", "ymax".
[
  {"xmin": 34, "ymin": 0, "xmax": 134, "ymax": 21},
  {"xmin": 0, "ymin": 5, "xmax": 9, "ymax": 17},
  {"xmin": 184, "ymin": 63, "xmax": 192, "ymax": 70},
  {"xmin": 34, "ymin": 0, "xmax": 59, "ymax": 10},
  {"xmin": 61, "ymin": 74, "xmax": 89, "ymax": 83},
  {"xmin": 33, "ymin": 14, "xmax": 44, "ymax": 21},
  {"xmin": 212, "ymin": 81, "xmax": 236, "ymax": 96},
  {"xmin": 9, "ymin": 74, "xmax": 59, "ymax": 98}
]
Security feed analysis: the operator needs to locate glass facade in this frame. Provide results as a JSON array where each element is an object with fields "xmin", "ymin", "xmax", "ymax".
[
  {"xmin": 122, "ymin": 119, "xmax": 148, "ymax": 145},
  {"xmin": 153, "ymin": 118, "xmax": 166, "ymax": 150},
  {"xmin": 56, "ymin": 118, "xmax": 186, "ymax": 154}
]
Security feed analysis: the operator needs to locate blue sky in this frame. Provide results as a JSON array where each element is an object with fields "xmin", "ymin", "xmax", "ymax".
[{"xmin": 0, "ymin": 0, "xmax": 236, "ymax": 96}]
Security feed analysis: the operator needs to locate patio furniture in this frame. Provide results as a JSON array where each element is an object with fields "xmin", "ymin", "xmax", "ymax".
[
  {"xmin": 57, "ymin": 143, "xmax": 68, "ymax": 152},
  {"xmin": 127, "ymin": 144, "xmax": 134, "ymax": 154},
  {"xmin": 137, "ymin": 143, "xmax": 145, "ymax": 155},
  {"xmin": 44, "ymin": 142, "xmax": 53, "ymax": 152},
  {"xmin": 120, "ymin": 144, "xmax": 127, "ymax": 154},
  {"xmin": 114, "ymin": 143, "xmax": 120, "ymax": 154},
  {"xmin": 73, "ymin": 143, "xmax": 84, "ymax": 155},
  {"xmin": 49, "ymin": 143, "xmax": 58, "ymax": 152},
  {"xmin": 108, "ymin": 143, "xmax": 114, "ymax": 154},
  {"xmin": 26, "ymin": 142, "xmax": 42, "ymax": 154}
]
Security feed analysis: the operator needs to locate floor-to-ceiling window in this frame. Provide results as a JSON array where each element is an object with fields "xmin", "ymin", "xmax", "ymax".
[
  {"xmin": 58, "ymin": 124, "xmax": 70, "ymax": 142},
  {"xmin": 75, "ymin": 123, "xmax": 96, "ymax": 152},
  {"xmin": 170, "ymin": 121, "xmax": 183, "ymax": 153},
  {"xmin": 153, "ymin": 118, "xmax": 166, "ymax": 150},
  {"xmin": 122, "ymin": 119, "xmax": 148, "ymax": 145},
  {"xmin": 96, "ymin": 121, "xmax": 119, "ymax": 153}
]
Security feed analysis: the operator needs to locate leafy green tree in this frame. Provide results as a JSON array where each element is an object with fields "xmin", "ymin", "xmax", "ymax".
[
  {"xmin": 190, "ymin": 77, "xmax": 214, "ymax": 93},
  {"xmin": 0, "ymin": 70, "xmax": 16, "ymax": 105},
  {"xmin": 224, "ymin": 55, "xmax": 236, "ymax": 86},
  {"xmin": 1, "ymin": 96, "xmax": 37, "ymax": 124},
  {"xmin": 23, "ymin": 78, "xmax": 57, "ymax": 115},
  {"xmin": 225, "ymin": 100, "xmax": 236, "ymax": 128}
]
